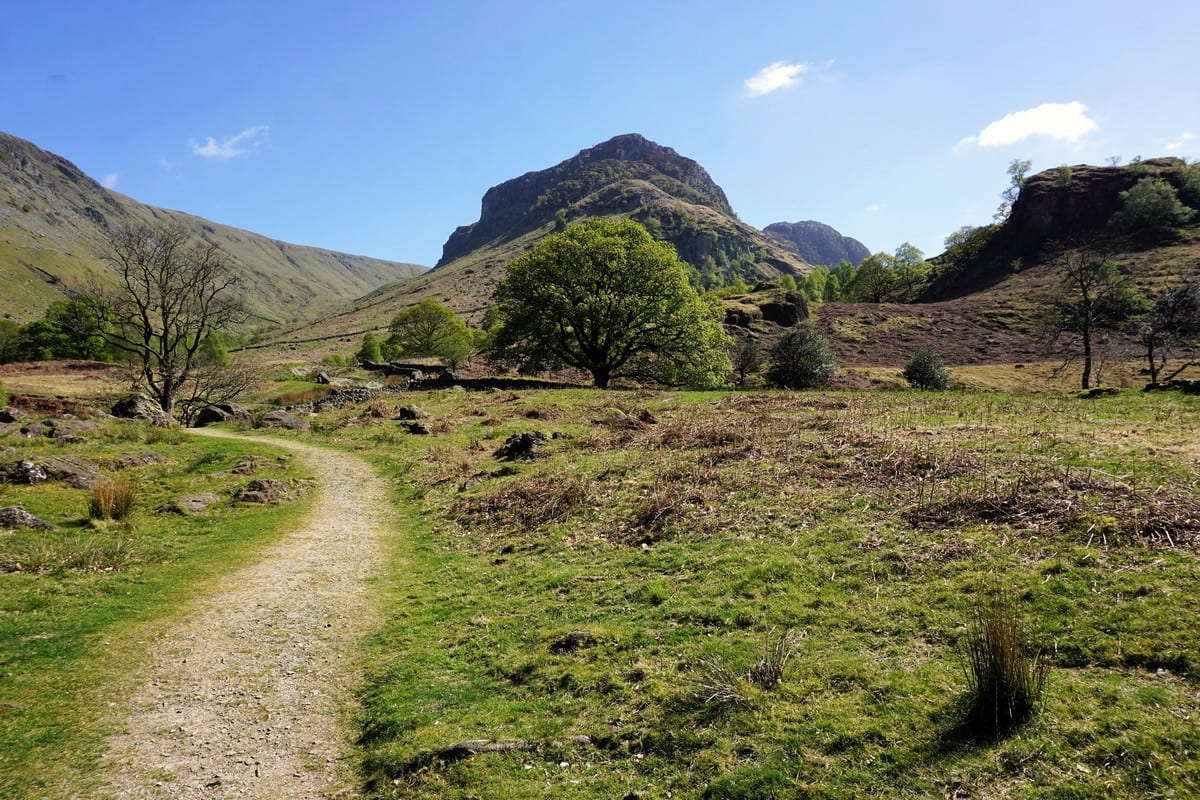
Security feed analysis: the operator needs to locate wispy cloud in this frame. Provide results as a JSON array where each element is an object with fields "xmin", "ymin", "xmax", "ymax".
[
  {"xmin": 1165, "ymin": 131, "xmax": 1196, "ymax": 152},
  {"xmin": 956, "ymin": 102, "xmax": 1098, "ymax": 150},
  {"xmin": 102, "ymin": 172, "xmax": 120, "ymax": 189},
  {"xmin": 189, "ymin": 125, "xmax": 270, "ymax": 160},
  {"xmin": 864, "ymin": 203, "xmax": 884, "ymax": 213},
  {"xmin": 744, "ymin": 61, "xmax": 809, "ymax": 97}
]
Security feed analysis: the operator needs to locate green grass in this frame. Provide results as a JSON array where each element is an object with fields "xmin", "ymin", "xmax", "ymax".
[
  {"xmin": 0, "ymin": 421, "xmax": 313, "ymax": 798},
  {"xmin": 288, "ymin": 387, "xmax": 1200, "ymax": 799}
]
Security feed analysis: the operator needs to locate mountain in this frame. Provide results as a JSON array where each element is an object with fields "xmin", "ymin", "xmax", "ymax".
[
  {"xmin": 764, "ymin": 220, "xmax": 870, "ymax": 266},
  {"xmin": 0, "ymin": 130, "xmax": 425, "ymax": 324},
  {"xmin": 279, "ymin": 134, "xmax": 813, "ymax": 341}
]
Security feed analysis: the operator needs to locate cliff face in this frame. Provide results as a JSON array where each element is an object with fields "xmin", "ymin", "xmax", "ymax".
[
  {"xmin": 434, "ymin": 133, "xmax": 808, "ymax": 280},
  {"xmin": 764, "ymin": 220, "xmax": 870, "ymax": 266},
  {"xmin": 923, "ymin": 158, "xmax": 1198, "ymax": 300},
  {"xmin": 0, "ymin": 130, "xmax": 425, "ymax": 323}
]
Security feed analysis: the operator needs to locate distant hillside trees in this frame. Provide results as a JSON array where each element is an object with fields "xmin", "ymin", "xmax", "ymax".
[
  {"xmin": 0, "ymin": 300, "xmax": 120, "ymax": 364},
  {"xmin": 77, "ymin": 221, "xmax": 249, "ymax": 421},
  {"xmin": 765, "ymin": 322, "xmax": 838, "ymax": 389},
  {"xmin": 1038, "ymin": 248, "xmax": 1147, "ymax": 389},
  {"xmin": 1110, "ymin": 176, "xmax": 1196, "ymax": 233},
  {"xmin": 844, "ymin": 244, "xmax": 930, "ymax": 303},
  {"xmin": 489, "ymin": 218, "xmax": 731, "ymax": 388},
  {"xmin": 1139, "ymin": 283, "xmax": 1200, "ymax": 385},
  {"xmin": 386, "ymin": 300, "xmax": 473, "ymax": 368}
]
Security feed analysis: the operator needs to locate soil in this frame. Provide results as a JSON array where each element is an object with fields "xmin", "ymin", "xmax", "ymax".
[{"xmin": 99, "ymin": 429, "xmax": 388, "ymax": 799}]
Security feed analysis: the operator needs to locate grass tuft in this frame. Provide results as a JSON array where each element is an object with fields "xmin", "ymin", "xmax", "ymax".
[
  {"xmin": 962, "ymin": 594, "xmax": 1047, "ymax": 737},
  {"xmin": 89, "ymin": 475, "xmax": 137, "ymax": 521}
]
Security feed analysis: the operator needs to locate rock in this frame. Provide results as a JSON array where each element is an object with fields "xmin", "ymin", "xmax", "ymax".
[
  {"xmin": 234, "ymin": 479, "xmax": 295, "ymax": 504},
  {"xmin": 18, "ymin": 422, "xmax": 46, "ymax": 438},
  {"xmin": 257, "ymin": 410, "xmax": 310, "ymax": 431},
  {"xmin": 758, "ymin": 291, "xmax": 809, "ymax": 327},
  {"xmin": 165, "ymin": 493, "xmax": 218, "ymax": 515},
  {"xmin": 549, "ymin": 630, "xmax": 596, "ymax": 654},
  {"xmin": 232, "ymin": 455, "xmax": 268, "ymax": 475},
  {"xmin": 402, "ymin": 421, "xmax": 431, "ymax": 435},
  {"xmin": 194, "ymin": 402, "xmax": 249, "ymax": 427},
  {"xmin": 109, "ymin": 451, "xmax": 166, "ymax": 469},
  {"xmin": 494, "ymin": 431, "xmax": 547, "ymax": 460},
  {"xmin": 315, "ymin": 371, "xmax": 332, "ymax": 385},
  {"xmin": 0, "ymin": 408, "xmax": 23, "ymax": 424},
  {"xmin": 0, "ymin": 460, "xmax": 49, "ymax": 484},
  {"xmin": 44, "ymin": 418, "xmax": 100, "ymax": 439},
  {"xmin": 394, "ymin": 404, "xmax": 429, "ymax": 420},
  {"xmin": 38, "ymin": 456, "xmax": 101, "ymax": 489},
  {"xmin": 111, "ymin": 393, "xmax": 172, "ymax": 427},
  {"xmin": 0, "ymin": 506, "xmax": 54, "ymax": 530}
]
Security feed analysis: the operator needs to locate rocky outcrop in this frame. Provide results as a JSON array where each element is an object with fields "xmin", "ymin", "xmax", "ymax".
[
  {"xmin": 257, "ymin": 410, "xmax": 310, "ymax": 431},
  {"xmin": 111, "ymin": 394, "xmax": 172, "ymax": 427},
  {"xmin": 164, "ymin": 493, "xmax": 218, "ymax": 515},
  {"xmin": 0, "ymin": 506, "xmax": 54, "ymax": 530},
  {"xmin": 194, "ymin": 402, "xmax": 250, "ymax": 427},
  {"xmin": 765, "ymin": 220, "xmax": 870, "ymax": 266},
  {"xmin": 494, "ymin": 431, "xmax": 547, "ymax": 460}
]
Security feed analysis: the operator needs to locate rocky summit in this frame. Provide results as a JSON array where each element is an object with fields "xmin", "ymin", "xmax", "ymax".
[{"xmin": 764, "ymin": 220, "xmax": 870, "ymax": 267}]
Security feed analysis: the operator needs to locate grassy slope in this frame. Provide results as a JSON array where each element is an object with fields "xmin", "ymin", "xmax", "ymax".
[
  {"xmin": 0, "ymin": 422, "xmax": 313, "ymax": 797},
  {"xmin": 0, "ymin": 131, "xmax": 426, "ymax": 324},
  {"xmin": 288, "ymin": 387, "xmax": 1199, "ymax": 799}
]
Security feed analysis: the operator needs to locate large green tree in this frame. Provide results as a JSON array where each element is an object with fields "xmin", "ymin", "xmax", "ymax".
[
  {"xmin": 489, "ymin": 218, "xmax": 731, "ymax": 388},
  {"xmin": 386, "ymin": 299, "xmax": 473, "ymax": 367}
]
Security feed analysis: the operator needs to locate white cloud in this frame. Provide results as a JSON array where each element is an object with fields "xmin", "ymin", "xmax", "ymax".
[
  {"xmin": 1166, "ymin": 131, "xmax": 1196, "ymax": 151},
  {"xmin": 957, "ymin": 102, "xmax": 1098, "ymax": 150},
  {"xmin": 189, "ymin": 125, "xmax": 270, "ymax": 160},
  {"xmin": 865, "ymin": 203, "xmax": 884, "ymax": 213},
  {"xmin": 744, "ymin": 61, "xmax": 809, "ymax": 97},
  {"xmin": 102, "ymin": 172, "xmax": 120, "ymax": 189}
]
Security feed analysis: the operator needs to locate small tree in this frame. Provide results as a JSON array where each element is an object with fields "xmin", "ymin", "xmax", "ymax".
[
  {"xmin": 1139, "ymin": 283, "xmax": 1200, "ymax": 384},
  {"xmin": 356, "ymin": 331, "xmax": 383, "ymax": 363},
  {"xmin": 387, "ymin": 300, "xmax": 472, "ymax": 366},
  {"xmin": 489, "ymin": 218, "xmax": 731, "ymax": 388},
  {"xmin": 845, "ymin": 254, "xmax": 894, "ymax": 303},
  {"xmin": 79, "ymin": 222, "xmax": 247, "ymax": 419},
  {"xmin": 903, "ymin": 346, "xmax": 951, "ymax": 389},
  {"xmin": 995, "ymin": 158, "xmax": 1032, "ymax": 222},
  {"xmin": 1110, "ymin": 177, "xmax": 1196, "ymax": 233},
  {"xmin": 731, "ymin": 337, "xmax": 762, "ymax": 385},
  {"xmin": 765, "ymin": 322, "xmax": 838, "ymax": 389},
  {"xmin": 1039, "ymin": 248, "xmax": 1147, "ymax": 389}
]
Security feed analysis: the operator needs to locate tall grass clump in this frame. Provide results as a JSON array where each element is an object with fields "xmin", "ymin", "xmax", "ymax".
[
  {"xmin": 89, "ymin": 475, "xmax": 137, "ymax": 520},
  {"xmin": 962, "ymin": 594, "xmax": 1047, "ymax": 736}
]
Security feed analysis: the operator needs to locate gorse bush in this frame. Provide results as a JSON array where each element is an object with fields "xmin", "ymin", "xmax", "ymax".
[
  {"xmin": 765, "ymin": 322, "xmax": 838, "ymax": 389},
  {"xmin": 89, "ymin": 475, "xmax": 137, "ymax": 521},
  {"xmin": 962, "ymin": 594, "xmax": 1047, "ymax": 736},
  {"xmin": 903, "ymin": 346, "xmax": 951, "ymax": 389}
]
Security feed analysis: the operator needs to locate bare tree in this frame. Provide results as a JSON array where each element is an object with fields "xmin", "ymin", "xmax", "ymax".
[
  {"xmin": 80, "ymin": 221, "xmax": 247, "ymax": 419},
  {"xmin": 1039, "ymin": 247, "xmax": 1146, "ymax": 389},
  {"xmin": 1139, "ymin": 283, "xmax": 1200, "ymax": 385}
]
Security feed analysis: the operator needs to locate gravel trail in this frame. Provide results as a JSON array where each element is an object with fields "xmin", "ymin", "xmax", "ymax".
[{"xmin": 100, "ymin": 429, "xmax": 388, "ymax": 799}]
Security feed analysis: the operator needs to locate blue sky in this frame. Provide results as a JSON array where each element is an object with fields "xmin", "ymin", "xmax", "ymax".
[{"xmin": 3, "ymin": 0, "xmax": 1198, "ymax": 266}]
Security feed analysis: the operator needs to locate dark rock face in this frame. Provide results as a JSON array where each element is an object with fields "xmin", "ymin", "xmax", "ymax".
[
  {"xmin": 111, "ymin": 394, "xmax": 172, "ymax": 427},
  {"xmin": 438, "ymin": 134, "xmax": 733, "ymax": 267},
  {"xmin": 764, "ymin": 220, "xmax": 870, "ymax": 266},
  {"xmin": 194, "ymin": 403, "xmax": 249, "ymax": 427},
  {"xmin": 758, "ymin": 291, "xmax": 810, "ymax": 327},
  {"xmin": 0, "ymin": 506, "xmax": 54, "ymax": 530},
  {"xmin": 494, "ymin": 431, "xmax": 547, "ymax": 460},
  {"xmin": 257, "ymin": 410, "xmax": 310, "ymax": 431},
  {"xmin": 0, "ymin": 409, "xmax": 23, "ymax": 424}
]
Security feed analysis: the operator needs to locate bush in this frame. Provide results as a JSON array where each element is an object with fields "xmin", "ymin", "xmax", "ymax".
[
  {"xmin": 765, "ymin": 322, "xmax": 838, "ymax": 389},
  {"xmin": 356, "ymin": 331, "xmax": 383, "ymax": 363},
  {"xmin": 903, "ymin": 346, "xmax": 951, "ymax": 389},
  {"xmin": 962, "ymin": 594, "xmax": 1047, "ymax": 736},
  {"xmin": 89, "ymin": 475, "xmax": 137, "ymax": 521},
  {"xmin": 1110, "ymin": 176, "xmax": 1196, "ymax": 232}
]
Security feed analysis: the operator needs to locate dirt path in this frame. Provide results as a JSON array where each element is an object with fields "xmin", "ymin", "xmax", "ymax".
[{"xmin": 100, "ymin": 429, "xmax": 388, "ymax": 799}]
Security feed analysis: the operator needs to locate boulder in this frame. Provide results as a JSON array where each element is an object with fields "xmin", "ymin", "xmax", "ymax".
[
  {"xmin": 234, "ymin": 479, "xmax": 295, "ymax": 504},
  {"xmin": 194, "ymin": 402, "xmax": 249, "ymax": 427},
  {"xmin": 0, "ymin": 408, "xmax": 23, "ymax": 424},
  {"xmin": 315, "ymin": 371, "xmax": 332, "ymax": 385},
  {"xmin": 164, "ymin": 493, "xmax": 218, "ymax": 515},
  {"xmin": 394, "ymin": 404, "xmax": 429, "ymax": 420},
  {"xmin": 111, "ymin": 393, "xmax": 172, "ymax": 427},
  {"xmin": 44, "ymin": 419, "xmax": 101, "ymax": 439},
  {"xmin": 0, "ymin": 506, "xmax": 54, "ymax": 530},
  {"xmin": 493, "ymin": 431, "xmax": 547, "ymax": 460},
  {"xmin": 402, "ymin": 421, "xmax": 431, "ymax": 435},
  {"xmin": 18, "ymin": 422, "xmax": 46, "ymax": 438},
  {"xmin": 257, "ymin": 410, "xmax": 310, "ymax": 431},
  {"xmin": 232, "ymin": 455, "xmax": 268, "ymax": 475},
  {"xmin": 0, "ymin": 460, "xmax": 49, "ymax": 485}
]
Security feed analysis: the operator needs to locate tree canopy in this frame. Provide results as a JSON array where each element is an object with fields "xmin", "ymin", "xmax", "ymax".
[
  {"xmin": 489, "ymin": 217, "xmax": 731, "ymax": 388},
  {"xmin": 386, "ymin": 299, "xmax": 473, "ymax": 367}
]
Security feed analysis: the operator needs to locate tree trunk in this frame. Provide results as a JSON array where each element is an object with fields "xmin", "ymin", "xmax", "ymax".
[
  {"xmin": 1081, "ymin": 328, "xmax": 1093, "ymax": 389},
  {"xmin": 592, "ymin": 369, "xmax": 610, "ymax": 389}
]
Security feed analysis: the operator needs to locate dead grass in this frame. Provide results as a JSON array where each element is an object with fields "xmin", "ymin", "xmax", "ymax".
[
  {"xmin": 89, "ymin": 475, "xmax": 137, "ymax": 521},
  {"xmin": 456, "ymin": 474, "xmax": 593, "ymax": 533}
]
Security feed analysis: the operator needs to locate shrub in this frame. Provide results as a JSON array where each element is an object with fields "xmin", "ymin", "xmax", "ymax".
[
  {"xmin": 962, "ymin": 594, "xmax": 1047, "ymax": 736},
  {"xmin": 356, "ymin": 331, "xmax": 383, "ymax": 363},
  {"xmin": 903, "ymin": 346, "xmax": 951, "ymax": 389},
  {"xmin": 765, "ymin": 322, "xmax": 838, "ymax": 389},
  {"xmin": 89, "ymin": 475, "xmax": 137, "ymax": 521},
  {"xmin": 1110, "ymin": 176, "xmax": 1196, "ymax": 232}
]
